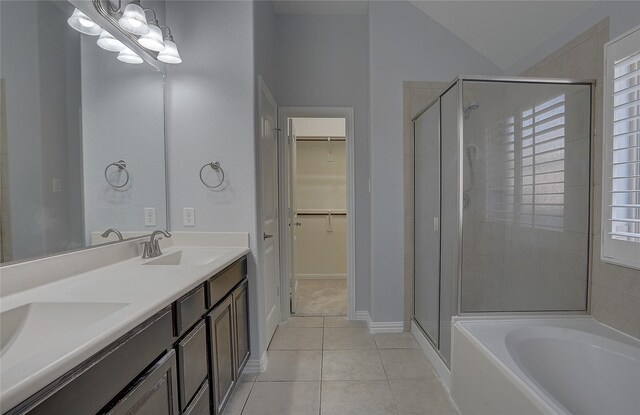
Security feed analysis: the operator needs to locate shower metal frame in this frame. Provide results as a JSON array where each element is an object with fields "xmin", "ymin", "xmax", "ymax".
[{"xmin": 411, "ymin": 75, "xmax": 596, "ymax": 363}]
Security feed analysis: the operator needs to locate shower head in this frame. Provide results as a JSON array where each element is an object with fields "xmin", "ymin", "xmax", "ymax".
[{"xmin": 464, "ymin": 101, "xmax": 480, "ymax": 119}]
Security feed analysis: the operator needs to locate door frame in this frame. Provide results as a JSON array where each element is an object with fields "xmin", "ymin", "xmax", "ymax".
[
  {"xmin": 277, "ymin": 107, "xmax": 356, "ymax": 321},
  {"xmin": 257, "ymin": 76, "xmax": 280, "ymax": 349}
]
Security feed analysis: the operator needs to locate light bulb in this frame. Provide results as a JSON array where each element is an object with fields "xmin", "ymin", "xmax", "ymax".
[
  {"xmin": 117, "ymin": 47, "xmax": 143, "ymax": 64},
  {"xmin": 97, "ymin": 30, "xmax": 126, "ymax": 52},
  {"xmin": 157, "ymin": 38, "xmax": 181, "ymax": 64},
  {"xmin": 79, "ymin": 16, "xmax": 95, "ymax": 28},
  {"xmin": 118, "ymin": 1, "xmax": 150, "ymax": 36},
  {"xmin": 68, "ymin": 9, "xmax": 102, "ymax": 36},
  {"xmin": 138, "ymin": 21, "xmax": 165, "ymax": 52}
]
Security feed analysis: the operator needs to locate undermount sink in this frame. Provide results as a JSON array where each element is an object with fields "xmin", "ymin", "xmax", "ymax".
[
  {"xmin": 0, "ymin": 302, "xmax": 129, "ymax": 363},
  {"xmin": 142, "ymin": 249, "xmax": 225, "ymax": 266}
]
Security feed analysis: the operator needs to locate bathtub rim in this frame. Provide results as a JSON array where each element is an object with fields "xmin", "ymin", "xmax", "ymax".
[{"xmin": 452, "ymin": 315, "xmax": 640, "ymax": 415}]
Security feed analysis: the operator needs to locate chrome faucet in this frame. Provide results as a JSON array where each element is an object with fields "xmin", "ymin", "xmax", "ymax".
[
  {"xmin": 101, "ymin": 228, "xmax": 124, "ymax": 241},
  {"xmin": 141, "ymin": 229, "xmax": 172, "ymax": 259}
]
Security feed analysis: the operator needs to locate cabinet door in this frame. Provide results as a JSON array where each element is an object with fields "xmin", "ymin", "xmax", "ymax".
[
  {"xmin": 207, "ymin": 296, "xmax": 236, "ymax": 414},
  {"xmin": 104, "ymin": 350, "xmax": 179, "ymax": 415},
  {"xmin": 177, "ymin": 320, "xmax": 208, "ymax": 411},
  {"xmin": 232, "ymin": 279, "xmax": 250, "ymax": 377}
]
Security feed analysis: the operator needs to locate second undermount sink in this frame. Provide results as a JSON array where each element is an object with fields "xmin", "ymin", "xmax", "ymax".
[
  {"xmin": 1, "ymin": 302, "xmax": 129, "ymax": 363},
  {"xmin": 142, "ymin": 249, "xmax": 225, "ymax": 266}
]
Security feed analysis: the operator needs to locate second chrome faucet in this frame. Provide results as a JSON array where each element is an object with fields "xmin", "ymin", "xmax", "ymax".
[{"xmin": 141, "ymin": 229, "xmax": 172, "ymax": 259}]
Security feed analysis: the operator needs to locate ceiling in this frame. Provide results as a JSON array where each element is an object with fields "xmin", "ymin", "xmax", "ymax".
[
  {"xmin": 272, "ymin": 1, "xmax": 368, "ymax": 15},
  {"xmin": 411, "ymin": 1, "xmax": 597, "ymax": 70},
  {"xmin": 271, "ymin": 1, "xmax": 598, "ymax": 70}
]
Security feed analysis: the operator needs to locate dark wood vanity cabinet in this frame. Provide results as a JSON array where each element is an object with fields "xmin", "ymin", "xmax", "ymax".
[
  {"xmin": 104, "ymin": 350, "xmax": 180, "ymax": 415},
  {"xmin": 232, "ymin": 279, "xmax": 250, "ymax": 378},
  {"xmin": 207, "ymin": 296, "xmax": 236, "ymax": 414},
  {"xmin": 5, "ymin": 255, "xmax": 249, "ymax": 415}
]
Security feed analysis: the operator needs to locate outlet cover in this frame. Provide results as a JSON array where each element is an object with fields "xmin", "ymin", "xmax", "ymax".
[
  {"xmin": 144, "ymin": 207, "xmax": 156, "ymax": 226},
  {"xmin": 183, "ymin": 208, "xmax": 195, "ymax": 226}
]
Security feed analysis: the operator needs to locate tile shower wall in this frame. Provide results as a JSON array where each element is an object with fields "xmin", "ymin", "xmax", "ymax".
[
  {"xmin": 523, "ymin": 18, "xmax": 640, "ymax": 338},
  {"xmin": 461, "ymin": 81, "xmax": 591, "ymax": 312}
]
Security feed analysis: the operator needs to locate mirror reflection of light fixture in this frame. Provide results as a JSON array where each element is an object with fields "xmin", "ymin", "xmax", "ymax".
[
  {"xmin": 118, "ymin": 1, "xmax": 150, "ymax": 36},
  {"xmin": 68, "ymin": 8, "xmax": 102, "ymax": 36},
  {"xmin": 157, "ymin": 27, "xmax": 182, "ymax": 64},
  {"xmin": 117, "ymin": 47, "xmax": 143, "ymax": 64},
  {"xmin": 97, "ymin": 29, "xmax": 126, "ymax": 52},
  {"xmin": 138, "ymin": 9, "xmax": 165, "ymax": 52}
]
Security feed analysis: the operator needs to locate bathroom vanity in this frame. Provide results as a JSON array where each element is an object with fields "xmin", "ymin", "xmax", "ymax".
[{"xmin": 0, "ymin": 234, "xmax": 251, "ymax": 415}]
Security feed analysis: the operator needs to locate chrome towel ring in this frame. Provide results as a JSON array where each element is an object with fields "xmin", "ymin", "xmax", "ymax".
[
  {"xmin": 199, "ymin": 161, "xmax": 225, "ymax": 189},
  {"xmin": 104, "ymin": 160, "xmax": 130, "ymax": 188}
]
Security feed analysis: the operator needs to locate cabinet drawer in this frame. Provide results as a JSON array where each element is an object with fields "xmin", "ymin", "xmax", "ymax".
[
  {"xmin": 104, "ymin": 350, "xmax": 179, "ymax": 415},
  {"xmin": 207, "ymin": 258, "xmax": 246, "ymax": 308},
  {"xmin": 176, "ymin": 320, "xmax": 208, "ymax": 411},
  {"xmin": 181, "ymin": 381, "xmax": 209, "ymax": 415},
  {"xmin": 175, "ymin": 285, "xmax": 206, "ymax": 336},
  {"xmin": 14, "ymin": 307, "xmax": 174, "ymax": 415}
]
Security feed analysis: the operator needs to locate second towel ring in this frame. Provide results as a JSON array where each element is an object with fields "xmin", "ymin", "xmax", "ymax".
[
  {"xmin": 199, "ymin": 161, "xmax": 225, "ymax": 189},
  {"xmin": 104, "ymin": 160, "xmax": 130, "ymax": 188}
]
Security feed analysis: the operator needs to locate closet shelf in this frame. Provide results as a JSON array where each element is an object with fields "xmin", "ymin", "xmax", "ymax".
[{"xmin": 297, "ymin": 209, "xmax": 346, "ymax": 216}]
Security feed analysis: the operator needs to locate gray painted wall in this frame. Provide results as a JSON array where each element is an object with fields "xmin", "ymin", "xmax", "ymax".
[
  {"xmin": 275, "ymin": 11, "xmax": 371, "ymax": 313},
  {"xmin": 1, "ymin": 1, "xmax": 84, "ymax": 261},
  {"xmin": 506, "ymin": 0, "xmax": 640, "ymax": 75},
  {"xmin": 164, "ymin": 0, "xmax": 263, "ymax": 357},
  {"xmin": 368, "ymin": 0, "xmax": 502, "ymax": 322},
  {"xmin": 81, "ymin": 37, "xmax": 166, "ymax": 242}
]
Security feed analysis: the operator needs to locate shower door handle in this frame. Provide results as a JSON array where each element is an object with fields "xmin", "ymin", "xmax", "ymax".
[{"xmin": 433, "ymin": 217, "xmax": 440, "ymax": 232}]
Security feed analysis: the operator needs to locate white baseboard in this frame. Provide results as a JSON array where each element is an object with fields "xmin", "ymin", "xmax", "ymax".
[
  {"xmin": 355, "ymin": 310, "xmax": 370, "ymax": 322},
  {"xmin": 354, "ymin": 311, "xmax": 404, "ymax": 334},
  {"xmin": 370, "ymin": 321, "xmax": 404, "ymax": 333},
  {"xmin": 243, "ymin": 350, "xmax": 268, "ymax": 374},
  {"xmin": 411, "ymin": 320, "xmax": 451, "ymax": 391},
  {"xmin": 295, "ymin": 274, "xmax": 347, "ymax": 280}
]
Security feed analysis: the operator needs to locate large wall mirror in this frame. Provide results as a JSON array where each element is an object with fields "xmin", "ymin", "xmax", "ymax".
[{"xmin": 0, "ymin": 0, "xmax": 167, "ymax": 264}]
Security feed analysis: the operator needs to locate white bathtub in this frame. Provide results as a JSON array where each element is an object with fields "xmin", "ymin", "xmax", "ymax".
[{"xmin": 451, "ymin": 317, "xmax": 640, "ymax": 415}]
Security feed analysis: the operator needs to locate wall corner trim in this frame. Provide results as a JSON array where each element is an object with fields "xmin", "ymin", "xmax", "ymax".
[
  {"xmin": 243, "ymin": 350, "xmax": 268, "ymax": 374},
  {"xmin": 356, "ymin": 311, "xmax": 404, "ymax": 334}
]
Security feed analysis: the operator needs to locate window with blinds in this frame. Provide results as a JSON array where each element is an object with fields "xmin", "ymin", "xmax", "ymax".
[
  {"xmin": 602, "ymin": 24, "xmax": 640, "ymax": 270},
  {"xmin": 520, "ymin": 94, "xmax": 566, "ymax": 231},
  {"xmin": 484, "ymin": 116, "xmax": 515, "ymax": 223},
  {"xmin": 483, "ymin": 95, "xmax": 566, "ymax": 232}
]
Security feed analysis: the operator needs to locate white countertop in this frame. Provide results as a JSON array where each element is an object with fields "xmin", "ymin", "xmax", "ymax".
[{"xmin": 0, "ymin": 232, "xmax": 250, "ymax": 412}]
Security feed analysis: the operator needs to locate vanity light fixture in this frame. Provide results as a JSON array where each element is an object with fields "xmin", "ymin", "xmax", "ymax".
[
  {"xmin": 157, "ymin": 27, "xmax": 182, "ymax": 64},
  {"xmin": 97, "ymin": 29, "xmax": 126, "ymax": 52},
  {"xmin": 118, "ymin": 0, "xmax": 150, "ymax": 36},
  {"xmin": 117, "ymin": 47, "xmax": 143, "ymax": 64},
  {"xmin": 138, "ymin": 9, "xmax": 165, "ymax": 52},
  {"xmin": 67, "ymin": 8, "xmax": 102, "ymax": 36}
]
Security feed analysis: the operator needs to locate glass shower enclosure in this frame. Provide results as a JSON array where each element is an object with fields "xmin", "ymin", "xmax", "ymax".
[{"xmin": 413, "ymin": 76, "xmax": 593, "ymax": 365}]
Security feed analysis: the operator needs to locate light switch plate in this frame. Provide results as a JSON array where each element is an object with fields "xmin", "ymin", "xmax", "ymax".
[
  {"xmin": 52, "ymin": 178, "xmax": 61, "ymax": 193},
  {"xmin": 144, "ymin": 207, "xmax": 156, "ymax": 226},
  {"xmin": 183, "ymin": 208, "xmax": 195, "ymax": 226}
]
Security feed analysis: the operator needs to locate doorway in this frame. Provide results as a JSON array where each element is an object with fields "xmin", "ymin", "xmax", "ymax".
[{"xmin": 278, "ymin": 108, "xmax": 355, "ymax": 321}]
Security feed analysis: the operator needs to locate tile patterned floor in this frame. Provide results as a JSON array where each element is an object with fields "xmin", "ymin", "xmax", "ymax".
[
  {"xmin": 295, "ymin": 279, "xmax": 347, "ymax": 316},
  {"xmin": 224, "ymin": 317, "xmax": 459, "ymax": 415}
]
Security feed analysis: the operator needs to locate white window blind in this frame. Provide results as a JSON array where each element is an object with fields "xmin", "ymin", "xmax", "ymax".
[
  {"xmin": 483, "ymin": 95, "xmax": 567, "ymax": 232},
  {"xmin": 520, "ymin": 94, "xmax": 566, "ymax": 231},
  {"xmin": 484, "ymin": 116, "xmax": 515, "ymax": 223},
  {"xmin": 602, "ymin": 25, "xmax": 640, "ymax": 270}
]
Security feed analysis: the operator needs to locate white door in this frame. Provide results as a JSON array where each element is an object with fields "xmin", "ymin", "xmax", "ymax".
[
  {"xmin": 287, "ymin": 119, "xmax": 299, "ymax": 314},
  {"xmin": 259, "ymin": 81, "xmax": 280, "ymax": 343}
]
